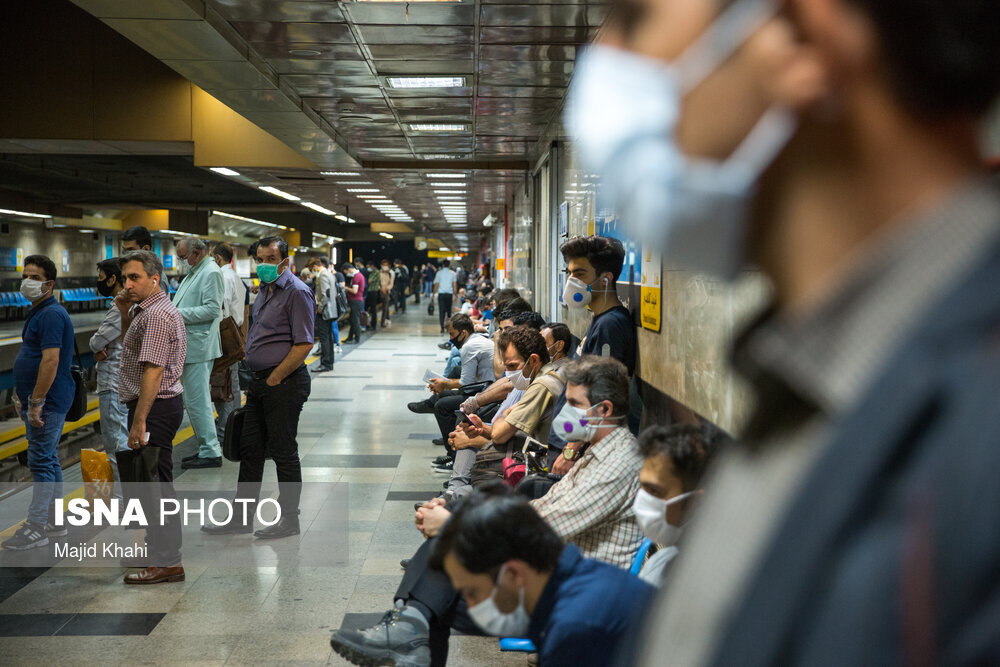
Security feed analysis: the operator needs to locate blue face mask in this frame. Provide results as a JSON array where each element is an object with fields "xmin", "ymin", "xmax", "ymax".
[{"xmin": 482, "ymin": 309, "xmax": 494, "ymax": 320}]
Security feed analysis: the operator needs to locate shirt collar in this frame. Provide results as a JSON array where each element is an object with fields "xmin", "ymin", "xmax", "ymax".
[
  {"xmin": 28, "ymin": 295, "xmax": 57, "ymax": 314},
  {"xmin": 263, "ymin": 267, "xmax": 294, "ymax": 293},
  {"xmin": 528, "ymin": 544, "xmax": 582, "ymax": 640},
  {"xmin": 586, "ymin": 426, "xmax": 632, "ymax": 461},
  {"xmin": 135, "ymin": 287, "xmax": 168, "ymax": 311}
]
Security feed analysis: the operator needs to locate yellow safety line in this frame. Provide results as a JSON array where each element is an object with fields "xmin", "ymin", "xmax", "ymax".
[
  {"xmin": 0, "ymin": 399, "xmax": 102, "ymax": 460},
  {"xmin": 0, "ymin": 395, "xmax": 246, "ymax": 540}
]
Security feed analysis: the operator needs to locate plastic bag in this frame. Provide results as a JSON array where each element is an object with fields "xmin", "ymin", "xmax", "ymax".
[{"xmin": 81, "ymin": 448, "xmax": 114, "ymax": 502}]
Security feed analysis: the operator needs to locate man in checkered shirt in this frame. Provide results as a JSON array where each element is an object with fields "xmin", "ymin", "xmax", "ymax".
[{"xmin": 116, "ymin": 250, "xmax": 187, "ymax": 586}]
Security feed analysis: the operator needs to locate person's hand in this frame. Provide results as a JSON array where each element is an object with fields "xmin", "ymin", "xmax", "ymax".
[
  {"xmin": 250, "ymin": 284, "xmax": 260, "ymax": 294},
  {"xmin": 464, "ymin": 413, "xmax": 486, "ymax": 437},
  {"xmin": 416, "ymin": 506, "xmax": 451, "ymax": 539},
  {"xmin": 13, "ymin": 398, "xmax": 21, "ymax": 419},
  {"xmin": 450, "ymin": 429, "xmax": 479, "ymax": 450},
  {"xmin": 551, "ymin": 453, "xmax": 577, "ymax": 476},
  {"xmin": 114, "ymin": 290, "xmax": 132, "ymax": 311},
  {"xmin": 94, "ymin": 349, "xmax": 108, "ymax": 362},
  {"xmin": 128, "ymin": 420, "xmax": 148, "ymax": 449},
  {"xmin": 427, "ymin": 378, "xmax": 446, "ymax": 394},
  {"xmin": 266, "ymin": 373, "xmax": 282, "ymax": 387},
  {"xmin": 460, "ymin": 395, "xmax": 479, "ymax": 415}
]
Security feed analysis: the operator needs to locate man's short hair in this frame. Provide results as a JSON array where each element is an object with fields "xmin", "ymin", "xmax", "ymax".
[
  {"xmin": 122, "ymin": 225, "xmax": 152, "ymax": 249},
  {"xmin": 247, "ymin": 240, "xmax": 260, "ymax": 259},
  {"xmin": 563, "ymin": 355, "xmax": 630, "ymax": 417},
  {"xmin": 97, "ymin": 258, "xmax": 122, "ymax": 284},
  {"xmin": 429, "ymin": 485, "xmax": 563, "ymax": 574},
  {"xmin": 497, "ymin": 325, "xmax": 550, "ymax": 367},
  {"xmin": 24, "ymin": 255, "xmax": 57, "ymax": 281},
  {"xmin": 848, "ymin": 0, "xmax": 1000, "ymax": 118},
  {"xmin": 119, "ymin": 250, "xmax": 163, "ymax": 279},
  {"xmin": 496, "ymin": 297, "xmax": 531, "ymax": 322},
  {"xmin": 212, "ymin": 242, "xmax": 234, "ymax": 263},
  {"xmin": 319, "ymin": 256, "xmax": 330, "ymax": 267},
  {"xmin": 511, "ymin": 311, "xmax": 546, "ymax": 331},
  {"xmin": 341, "ymin": 262, "xmax": 355, "ymax": 273},
  {"xmin": 638, "ymin": 424, "xmax": 728, "ymax": 492},
  {"xmin": 258, "ymin": 236, "xmax": 288, "ymax": 259},
  {"xmin": 560, "ymin": 235, "xmax": 626, "ymax": 281},
  {"xmin": 542, "ymin": 322, "xmax": 573, "ymax": 356},
  {"xmin": 441, "ymin": 260, "xmax": 451, "ymax": 268},
  {"xmin": 449, "ymin": 313, "xmax": 475, "ymax": 335}
]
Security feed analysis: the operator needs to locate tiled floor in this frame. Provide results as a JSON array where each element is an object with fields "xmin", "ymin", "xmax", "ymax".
[{"xmin": 0, "ymin": 307, "xmax": 526, "ymax": 666}]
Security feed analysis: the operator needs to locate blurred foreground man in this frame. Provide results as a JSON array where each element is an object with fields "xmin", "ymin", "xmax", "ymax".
[{"xmin": 568, "ymin": 0, "xmax": 1000, "ymax": 664}]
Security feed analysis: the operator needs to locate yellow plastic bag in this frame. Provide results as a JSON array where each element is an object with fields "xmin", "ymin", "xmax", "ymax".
[{"xmin": 81, "ymin": 449, "xmax": 114, "ymax": 502}]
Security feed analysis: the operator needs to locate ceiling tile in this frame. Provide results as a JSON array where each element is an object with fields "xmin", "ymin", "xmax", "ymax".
[
  {"xmin": 357, "ymin": 25, "xmax": 474, "ymax": 45},
  {"xmin": 231, "ymin": 21, "xmax": 355, "ymax": 44},
  {"xmin": 210, "ymin": 0, "xmax": 347, "ymax": 22}
]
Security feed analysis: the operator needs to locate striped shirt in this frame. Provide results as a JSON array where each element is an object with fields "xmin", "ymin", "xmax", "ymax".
[
  {"xmin": 119, "ymin": 288, "xmax": 186, "ymax": 403},
  {"xmin": 531, "ymin": 426, "xmax": 644, "ymax": 568}
]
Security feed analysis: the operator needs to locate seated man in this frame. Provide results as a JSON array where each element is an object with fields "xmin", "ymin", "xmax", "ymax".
[
  {"xmin": 632, "ymin": 423, "xmax": 725, "ymax": 587},
  {"xmin": 329, "ymin": 356, "xmax": 643, "ymax": 667},
  {"xmin": 431, "ymin": 491, "xmax": 655, "ymax": 667},
  {"xmin": 448, "ymin": 323, "xmax": 572, "ymax": 494},
  {"xmin": 444, "ymin": 325, "xmax": 553, "ymax": 494}
]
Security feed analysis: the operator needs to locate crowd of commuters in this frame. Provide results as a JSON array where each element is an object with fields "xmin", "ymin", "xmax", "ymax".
[{"xmin": 5, "ymin": 0, "xmax": 1000, "ymax": 662}]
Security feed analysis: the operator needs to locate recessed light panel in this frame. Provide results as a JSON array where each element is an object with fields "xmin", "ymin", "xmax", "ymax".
[
  {"xmin": 410, "ymin": 123, "xmax": 466, "ymax": 132},
  {"xmin": 388, "ymin": 77, "xmax": 465, "ymax": 89}
]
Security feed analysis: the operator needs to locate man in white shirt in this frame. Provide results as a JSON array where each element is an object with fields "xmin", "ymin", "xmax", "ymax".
[
  {"xmin": 210, "ymin": 242, "xmax": 247, "ymax": 447},
  {"xmin": 431, "ymin": 260, "xmax": 456, "ymax": 334}
]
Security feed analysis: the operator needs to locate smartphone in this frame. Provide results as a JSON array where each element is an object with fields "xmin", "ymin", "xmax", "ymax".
[{"xmin": 454, "ymin": 410, "xmax": 473, "ymax": 424}]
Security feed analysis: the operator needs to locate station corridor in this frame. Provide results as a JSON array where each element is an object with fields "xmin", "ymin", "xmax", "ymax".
[{"xmin": 0, "ymin": 310, "xmax": 521, "ymax": 666}]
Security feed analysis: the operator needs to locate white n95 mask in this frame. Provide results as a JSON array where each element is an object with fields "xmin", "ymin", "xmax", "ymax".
[
  {"xmin": 552, "ymin": 403, "xmax": 623, "ymax": 442},
  {"xmin": 632, "ymin": 489, "xmax": 696, "ymax": 546},
  {"xmin": 467, "ymin": 564, "xmax": 531, "ymax": 637},
  {"xmin": 564, "ymin": 0, "xmax": 795, "ymax": 281}
]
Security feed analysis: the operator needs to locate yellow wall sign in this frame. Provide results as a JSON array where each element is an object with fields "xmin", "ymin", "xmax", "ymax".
[{"xmin": 640, "ymin": 246, "xmax": 661, "ymax": 332}]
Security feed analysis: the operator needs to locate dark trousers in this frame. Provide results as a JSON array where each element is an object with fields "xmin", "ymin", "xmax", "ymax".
[
  {"xmin": 434, "ymin": 390, "xmax": 465, "ymax": 444},
  {"xmin": 395, "ymin": 537, "xmax": 483, "ymax": 667},
  {"xmin": 366, "ymin": 292, "xmax": 380, "ymax": 331},
  {"xmin": 396, "ymin": 288, "xmax": 407, "ymax": 312},
  {"xmin": 236, "ymin": 365, "xmax": 311, "ymax": 515},
  {"xmin": 127, "ymin": 395, "xmax": 183, "ymax": 566},
  {"xmin": 316, "ymin": 315, "xmax": 335, "ymax": 369},
  {"xmin": 380, "ymin": 292, "xmax": 391, "ymax": 325},
  {"xmin": 437, "ymin": 293, "xmax": 453, "ymax": 331},
  {"xmin": 347, "ymin": 300, "xmax": 363, "ymax": 341}
]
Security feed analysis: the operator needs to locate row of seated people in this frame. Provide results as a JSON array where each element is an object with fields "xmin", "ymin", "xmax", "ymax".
[{"xmin": 331, "ymin": 237, "xmax": 725, "ymax": 666}]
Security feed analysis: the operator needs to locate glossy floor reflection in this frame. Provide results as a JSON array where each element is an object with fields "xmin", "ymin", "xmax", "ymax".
[{"xmin": 0, "ymin": 308, "xmax": 525, "ymax": 666}]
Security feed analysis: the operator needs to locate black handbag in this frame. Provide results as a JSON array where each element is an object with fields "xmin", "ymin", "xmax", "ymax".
[
  {"xmin": 115, "ymin": 446, "xmax": 160, "ymax": 484},
  {"xmin": 427, "ymin": 301, "xmax": 434, "ymax": 316},
  {"xmin": 66, "ymin": 342, "xmax": 88, "ymax": 422},
  {"xmin": 222, "ymin": 406, "xmax": 248, "ymax": 462}
]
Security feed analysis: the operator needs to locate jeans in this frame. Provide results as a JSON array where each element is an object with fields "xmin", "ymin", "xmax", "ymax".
[
  {"xmin": 423, "ymin": 280, "xmax": 433, "ymax": 297},
  {"xmin": 316, "ymin": 315, "xmax": 335, "ymax": 369},
  {"xmin": 127, "ymin": 395, "xmax": 184, "ymax": 566},
  {"xmin": 437, "ymin": 293, "xmax": 453, "ymax": 331},
  {"xmin": 213, "ymin": 364, "xmax": 241, "ymax": 446},
  {"xmin": 181, "ymin": 360, "xmax": 222, "ymax": 459},
  {"xmin": 347, "ymin": 300, "xmax": 363, "ymax": 341},
  {"xmin": 331, "ymin": 318, "xmax": 341, "ymax": 345},
  {"xmin": 24, "ymin": 406, "xmax": 67, "ymax": 527},
  {"xmin": 99, "ymin": 390, "xmax": 130, "ymax": 501},
  {"xmin": 236, "ymin": 365, "xmax": 311, "ymax": 515}
]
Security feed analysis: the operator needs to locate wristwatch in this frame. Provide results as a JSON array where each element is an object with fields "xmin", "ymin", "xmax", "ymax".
[{"xmin": 563, "ymin": 448, "xmax": 576, "ymax": 461}]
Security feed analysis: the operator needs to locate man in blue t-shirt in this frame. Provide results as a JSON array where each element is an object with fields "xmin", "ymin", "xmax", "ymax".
[
  {"xmin": 3, "ymin": 255, "xmax": 76, "ymax": 551},
  {"xmin": 549, "ymin": 236, "xmax": 637, "ymax": 473}
]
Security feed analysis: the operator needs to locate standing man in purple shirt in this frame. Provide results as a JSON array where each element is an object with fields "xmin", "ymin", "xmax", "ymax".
[{"xmin": 203, "ymin": 236, "xmax": 314, "ymax": 540}]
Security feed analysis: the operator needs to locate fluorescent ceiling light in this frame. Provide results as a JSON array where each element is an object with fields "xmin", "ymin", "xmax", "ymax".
[
  {"xmin": 348, "ymin": 188, "xmax": 381, "ymax": 193},
  {"xmin": 379, "ymin": 232, "xmax": 394, "ymax": 239},
  {"xmin": 0, "ymin": 208, "xmax": 51, "ymax": 219},
  {"xmin": 421, "ymin": 154, "xmax": 461, "ymax": 160},
  {"xmin": 302, "ymin": 202, "xmax": 336, "ymax": 216},
  {"xmin": 338, "ymin": 181, "xmax": 371, "ymax": 186},
  {"xmin": 334, "ymin": 214, "xmax": 349, "ymax": 222},
  {"xmin": 434, "ymin": 190, "xmax": 465, "ymax": 194},
  {"xmin": 209, "ymin": 167, "xmax": 240, "ymax": 177},
  {"xmin": 410, "ymin": 123, "xmax": 466, "ymax": 132},
  {"xmin": 436, "ymin": 196, "xmax": 466, "ymax": 201},
  {"xmin": 321, "ymin": 171, "xmax": 361, "ymax": 176},
  {"xmin": 426, "ymin": 173, "xmax": 466, "ymax": 179},
  {"xmin": 358, "ymin": 195, "xmax": 390, "ymax": 199},
  {"xmin": 388, "ymin": 77, "xmax": 465, "ymax": 89},
  {"xmin": 259, "ymin": 186, "xmax": 301, "ymax": 201},
  {"xmin": 429, "ymin": 182, "xmax": 467, "ymax": 188},
  {"xmin": 77, "ymin": 229, "xmax": 95, "ymax": 233},
  {"xmin": 211, "ymin": 210, "xmax": 288, "ymax": 230},
  {"xmin": 440, "ymin": 247, "xmax": 450, "ymax": 251}
]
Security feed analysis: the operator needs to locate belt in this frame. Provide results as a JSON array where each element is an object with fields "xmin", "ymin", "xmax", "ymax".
[{"xmin": 249, "ymin": 366, "xmax": 277, "ymax": 381}]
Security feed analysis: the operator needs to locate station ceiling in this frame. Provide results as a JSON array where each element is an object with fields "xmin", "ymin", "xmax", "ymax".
[{"xmin": 44, "ymin": 0, "xmax": 611, "ymax": 250}]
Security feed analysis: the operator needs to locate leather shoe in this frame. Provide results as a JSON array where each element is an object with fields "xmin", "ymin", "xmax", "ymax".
[
  {"xmin": 407, "ymin": 400, "xmax": 434, "ymax": 414},
  {"xmin": 311, "ymin": 366, "xmax": 333, "ymax": 373},
  {"xmin": 201, "ymin": 519, "xmax": 253, "ymax": 535},
  {"xmin": 254, "ymin": 516, "xmax": 299, "ymax": 540},
  {"xmin": 181, "ymin": 453, "xmax": 200, "ymax": 463},
  {"xmin": 432, "ymin": 438, "xmax": 446, "ymax": 447},
  {"xmin": 181, "ymin": 455, "xmax": 222, "ymax": 469},
  {"xmin": 123, "ymin": 565, "xmax": 185, "ymax": 585}
]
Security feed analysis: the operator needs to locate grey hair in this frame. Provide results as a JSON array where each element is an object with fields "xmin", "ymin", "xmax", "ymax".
[
  {"xmin": 119, "ymin": 250, "xmax": 163, "ymax": 279},
  {"xmin": 563, "ymin": 355, "xmax": 630, "ymax": 417},
  {"xmin": 178, "ymin": 237, "xmax": 207, "ymax": 253}
]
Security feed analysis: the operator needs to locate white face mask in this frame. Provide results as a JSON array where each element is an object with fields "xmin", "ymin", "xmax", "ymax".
[
  {"xmin": 20, "ymin": 278, "xmax": 48, "ymax": 301},
  {"xmin": 632, "ymin": 489, "xmax": 696, "ymax": 546},
  {"xmin": 467, "ymin": 564, "xmax": 531, "ymax": 637},
  {"xmin": 564, "ymin": 0, "xmax": 795, "ymax": 281},
  {"xmin": 552, "ymin": 403, "xmax": 622, "ymax": 442}
]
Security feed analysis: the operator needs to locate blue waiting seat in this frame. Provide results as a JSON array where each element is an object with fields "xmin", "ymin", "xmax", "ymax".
[
  {"xmin": 16, "ymin": 292, "xmax": 29, "ymax": 307},
  {"xmin": 1, "ymin": 292, "xmax": 10, "ymax": 307},
  {"xmin": 499, "ymin": 538, "xmax": 655, "ymax": 654}
]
